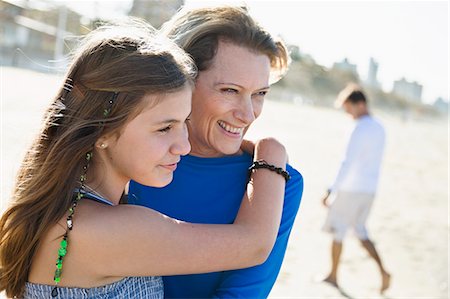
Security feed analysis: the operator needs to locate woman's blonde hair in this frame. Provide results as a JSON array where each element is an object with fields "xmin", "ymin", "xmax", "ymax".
[
  {"xmin": 0, "ymin": 19, "xmax": 196, "ymax": 298},
  {"xmin": 161, "ymin": 6, "xmax": 290, "ymax": 83}
]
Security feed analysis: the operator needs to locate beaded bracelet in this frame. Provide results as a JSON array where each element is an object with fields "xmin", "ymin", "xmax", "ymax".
[{"xmin": 248, "ymin": 160, "xmax": 290, "ymax": 182}]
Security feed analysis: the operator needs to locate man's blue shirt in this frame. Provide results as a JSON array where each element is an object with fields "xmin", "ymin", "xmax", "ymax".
[{"xmin": 129, "ymin": 152, "xmax": 303, "ymax": 298}]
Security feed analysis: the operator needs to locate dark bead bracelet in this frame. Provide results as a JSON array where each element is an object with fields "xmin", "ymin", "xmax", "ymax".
[{"xmin": 248, "ymin": 160, "xmax": 291, "ymax": 182}]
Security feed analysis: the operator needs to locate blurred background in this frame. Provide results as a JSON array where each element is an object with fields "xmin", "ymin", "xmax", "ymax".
[
  {"xmin": 1, "ymin": 0, "xmax": 448, "ymax": 115},
  {"xmin": 1, "ymin": 0, "xmax": 448, "ymax": 298}
]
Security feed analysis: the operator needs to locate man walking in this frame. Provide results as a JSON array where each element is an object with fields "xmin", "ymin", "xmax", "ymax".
[{"xmin": 322, "ymin": 84, "xmax": 390, "ymax": 293}]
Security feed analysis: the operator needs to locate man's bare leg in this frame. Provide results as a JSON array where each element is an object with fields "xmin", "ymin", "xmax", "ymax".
[
  {"xmin": 323, "ymin": 240, "xmax": 342, "ymax": 288},
  {"xmin": 360, "ymin": 239, "xmax": 391, "ymax": 293}
]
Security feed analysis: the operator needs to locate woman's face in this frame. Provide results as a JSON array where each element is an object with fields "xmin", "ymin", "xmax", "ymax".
[
  {"xmin": 187, "ymin": 41, "xmax": 271, "ymax": 157},
  {"xmin": 100, "ymin": 86, "xmax": 192, "ymax": 188}
]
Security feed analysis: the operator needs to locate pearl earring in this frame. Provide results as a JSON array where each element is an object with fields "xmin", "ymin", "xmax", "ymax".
[{"xmin": 100, "ymin": 143, "xmax": 107, "ymax": 149}]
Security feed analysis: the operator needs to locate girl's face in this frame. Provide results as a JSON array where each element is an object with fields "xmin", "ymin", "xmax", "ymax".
[{"xmin": 98, "ymin": 86, "xmax": 192, "ymax": 190}]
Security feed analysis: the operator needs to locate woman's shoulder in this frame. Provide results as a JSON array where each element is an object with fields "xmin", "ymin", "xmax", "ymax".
[
  {"xmin": 284, "ymin": 163, "xmax": 304, "ymax": 203},
  {"xmin": 286, "ymin": 163, "xmax": 303, "ymax": 185}
]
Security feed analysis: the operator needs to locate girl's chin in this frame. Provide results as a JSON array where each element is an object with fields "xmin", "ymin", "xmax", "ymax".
[{"xmin": 137, "ymin": 175, "xmax": 173, "ymax": 188}]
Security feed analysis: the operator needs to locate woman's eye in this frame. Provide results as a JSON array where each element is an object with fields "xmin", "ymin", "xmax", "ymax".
[
  {"xmin": 255, "ymin": 91, "xmax": 268, "ymax": 97},
  {"xmin": 221, "ymin": 88, "xmax": 238, "ymax": 94},
  {"xmin": 158, "ymin": 125, "xmax": 172, "ymax": 133}
]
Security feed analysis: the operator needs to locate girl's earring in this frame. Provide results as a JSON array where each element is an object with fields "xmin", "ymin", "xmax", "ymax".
[{"xmin": 100, "ymin": 143, "xmax": 107, "ymax": 149}]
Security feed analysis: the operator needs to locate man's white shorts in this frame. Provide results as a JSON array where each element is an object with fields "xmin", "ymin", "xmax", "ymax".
[{"xmin": 322, "ymin": 191, "xmax": 375, "ymax": 241}]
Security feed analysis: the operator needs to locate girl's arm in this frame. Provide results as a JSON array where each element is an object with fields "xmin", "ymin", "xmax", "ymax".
[{"xmin": 75, "ymin": 137, "xmax": 287, "ymax": 277}]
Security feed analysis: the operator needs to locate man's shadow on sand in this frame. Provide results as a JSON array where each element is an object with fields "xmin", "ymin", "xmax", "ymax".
[
  {"xmin": 336, "ymin": 287, "xmax": 354, "ymax": 299},
  {"xmin": 320, "ymin": 279, "xmax": 394, "ymax": 299}
]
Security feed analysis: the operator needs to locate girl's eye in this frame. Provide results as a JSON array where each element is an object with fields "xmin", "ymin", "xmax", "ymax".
[{"xmin": 158, "ymin": 125, "xmax": 172, "ymax": 133}]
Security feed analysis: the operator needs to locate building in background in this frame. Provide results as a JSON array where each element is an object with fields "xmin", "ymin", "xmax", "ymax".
[
  {"xmin": 0, "ymin": 0, "xmax": 185, "ymax": 71},
  {"xmin": 332, "ymin": 58, "xmax": 358, "ymax": 78},
  {"xmin": 392, "ymin": 77, "xmax": 423, "ymax": 103},
  {"xmin": 433, "ymin": 97, "xmax": 449, "ymax": 114},
  {"xmin": 366, "ymin": 57, "xmax": 380, "ymax": 89},
  {"xmin": 0, "ymin": 0, "xmax": 87, "ymax": 71},
  {"xmin": 129, "ymin": 0, "xmax": 184, "ymax": 29}
]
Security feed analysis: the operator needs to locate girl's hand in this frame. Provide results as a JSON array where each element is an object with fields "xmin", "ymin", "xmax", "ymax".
[{"xmin": 254, "ymin": 137, "xmax": 287, "ymax": 167}]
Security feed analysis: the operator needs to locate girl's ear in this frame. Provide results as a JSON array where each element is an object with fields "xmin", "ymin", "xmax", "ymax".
[{"xmin": 95, "ymin": 135, "xmax": 110, "ymax": 149}]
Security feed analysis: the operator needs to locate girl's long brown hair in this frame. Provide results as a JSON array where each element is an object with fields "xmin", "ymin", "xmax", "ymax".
[{"xmin": 0, "ymin": 19, "xmax": 196, "ymax": 298}]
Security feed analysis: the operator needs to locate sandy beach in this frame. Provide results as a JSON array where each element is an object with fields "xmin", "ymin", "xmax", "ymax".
[{"xmin": 1, "ymin": 67, "xmax": 448, "ymax": 298}]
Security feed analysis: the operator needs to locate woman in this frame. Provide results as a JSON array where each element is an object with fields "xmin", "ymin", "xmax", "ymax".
[
  {"xmin": 129, "ymin": 6, "xmax": 303, "ymax": 298},
  {"xmin": 0, "ymin": 20, "xmax": 289, "ymax": 298}
]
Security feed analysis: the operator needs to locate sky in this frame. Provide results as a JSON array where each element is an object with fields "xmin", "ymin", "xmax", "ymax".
[
  {"xmin": 21, "ymin": 0, "xmax": 449, "ymax": 104},
  {"xmin": 187, "ymin": 0, "xmax": 449, "ymax": 104}
]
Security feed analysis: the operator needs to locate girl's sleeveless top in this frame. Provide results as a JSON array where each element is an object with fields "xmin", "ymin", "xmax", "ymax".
[
  {"xmin": 24, "ymin": 191, "xmax": 163, "ymax": 299},
  {"xmin": 24, "ymin": 276, "xmax": 163, "ymax": 298},
  {"xmin": 24, "ymin": 276, "xmax": 164, "ymax": 299}
]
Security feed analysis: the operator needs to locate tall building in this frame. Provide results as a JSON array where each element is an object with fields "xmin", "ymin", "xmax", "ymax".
[
  {"xmin": 392, "ymin": 78, "xmax": 423, "ymax": 103},
  {"xmin": 366, "ymin": 57, "xmax": 380, "ymax": 88}
]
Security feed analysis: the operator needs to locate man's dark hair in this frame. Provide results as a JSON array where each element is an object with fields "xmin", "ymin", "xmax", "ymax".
[
  {"xmin": 336, "ymin": 84, "xmax": 367, "ymax": 107},
  {"xmin": 346, "ymin": 89, "xmax": 367, "ymax": 104}
]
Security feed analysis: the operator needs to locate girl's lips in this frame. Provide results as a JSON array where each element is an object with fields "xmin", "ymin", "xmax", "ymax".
[{"xmin": 160, "ymin": 163, "xmax": 178, "ymax": 171}]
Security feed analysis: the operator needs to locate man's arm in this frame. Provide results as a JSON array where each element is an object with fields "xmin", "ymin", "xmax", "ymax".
[
  {"xmin": 328, "ymin": 124, "xmax": 366, "ymax": 194},
  {"xmin": 212, "ymin": 165, "xmax": 303, "ymax": 298}
]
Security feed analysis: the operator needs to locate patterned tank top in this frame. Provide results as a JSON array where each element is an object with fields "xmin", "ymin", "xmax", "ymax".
[
  {"xmin": 24, "ymin": 276, "xmax": 163, "ymax": 298},
  {"xmin": 24, "ymin": 191, "xmax": 164, "ymax": 298}
]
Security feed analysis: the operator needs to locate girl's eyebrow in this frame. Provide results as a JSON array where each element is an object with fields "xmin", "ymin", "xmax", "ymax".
[
  {"xmin": 153, "ymin": 110, "xmax": 192, "ymax": 125},
  {"xmin": 156, "ymin": 119, "xmax": 180, "ymax": 125}
]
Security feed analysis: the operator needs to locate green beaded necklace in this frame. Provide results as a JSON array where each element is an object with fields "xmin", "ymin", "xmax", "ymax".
[
  {"xmin": 51, "ymin": 91, "xmax": 118, "ymax": 297},
  {"xmin": 53, "ymin": 153, "xmax": 92, "ymax": 283},
  {"xmin": 51, "ymin": 152, "xmax": 91, "ymax": 296}
]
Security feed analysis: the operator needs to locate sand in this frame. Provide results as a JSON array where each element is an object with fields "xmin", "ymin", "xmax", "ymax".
[{"xmin": 1, "ymin": 67, "xmax": 448, "ymax": 298}]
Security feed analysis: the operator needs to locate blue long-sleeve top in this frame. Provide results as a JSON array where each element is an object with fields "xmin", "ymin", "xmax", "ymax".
[{"xmin": 129, "ymin": 152, "xmax": 303, "ymax": 298}]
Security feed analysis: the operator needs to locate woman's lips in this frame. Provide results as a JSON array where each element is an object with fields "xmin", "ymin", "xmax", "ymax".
[{"xmin": 217, "ymin": 121, "xmax": 243, "ymax": 138}]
